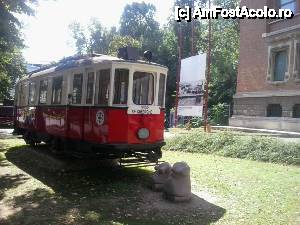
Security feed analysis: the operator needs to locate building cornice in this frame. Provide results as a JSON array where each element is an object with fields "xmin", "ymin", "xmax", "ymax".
[
  {"xmin": 234, "ymin": 90, "xmax": 300, "ymax": 98},
  {"xmin": 262, "ymin": 24, "xmax": 300, "ymax": 40}
]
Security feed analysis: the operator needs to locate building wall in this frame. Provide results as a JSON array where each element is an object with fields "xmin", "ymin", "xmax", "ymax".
[
  {"xmin": 237, "ymin": 0, "xmax": 269, "ymax": 93},
  {"xmin": 237, "ymin": 0, "xmax": 300, "ymax": 93},
  {"xmin": 231, "ymin": 0, "xmax": 300, "ymax": 132},
  {"xmin": 233, "ymin": 95, "xmax": 300, "ymax": 117},
  {"xmin": 230, "ymin": 116, "xmax": 300, "ymax": 132}
]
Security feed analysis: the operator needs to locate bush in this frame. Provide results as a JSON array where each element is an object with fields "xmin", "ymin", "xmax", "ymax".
[
  {"xmin": 210, "ymin": 103, "xmax": 229, "ymax": 125},
  {"xmin": 190, "ymin": 117, "xmax": 203, "ymax": 128},
  {"xmin": 163, "ymin": 131, "xmax": 300, "ymax": 165}
]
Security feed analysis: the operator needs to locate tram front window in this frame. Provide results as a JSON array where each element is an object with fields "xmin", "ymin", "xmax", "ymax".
[
  {"xmin": 113, "ymin": 69, "xmax": 129, "ymax": 105},
  {"xmin": 132, "ymin": 72, "xmax": 154, "ymax": 105}
]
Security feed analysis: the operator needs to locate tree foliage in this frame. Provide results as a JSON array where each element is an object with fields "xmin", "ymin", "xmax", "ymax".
[
  {"xmin": 0, "ymin": 0, "xmax": 35, "ymax": 101},
  {"xmin": 119, "ymin": 1, "xmax": 164, "ymax": 63},
  {"xmin": 68, "ymin": 0, "xmax": 240, "ymax": 117},
  {"xmin": 69, "ymin": 18, "xmax": 117, "ymax": 55},
  {"xmin": 205, "ymin": 18, "xmax": 239, "ymax": 108},
  {"xmin": 108, "ymin": 36, "xmax": 141, "ymax": 56}
]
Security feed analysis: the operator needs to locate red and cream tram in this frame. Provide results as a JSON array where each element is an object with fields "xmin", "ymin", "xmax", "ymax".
[{"xmin": 14, "ymin": 52, "xmax": 168, "ymax": 162}]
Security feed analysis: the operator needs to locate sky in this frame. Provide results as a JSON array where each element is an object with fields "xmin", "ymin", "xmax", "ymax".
[{"xmin": 21, "ymin": 0, "xmax": 174, "ymax": 64}]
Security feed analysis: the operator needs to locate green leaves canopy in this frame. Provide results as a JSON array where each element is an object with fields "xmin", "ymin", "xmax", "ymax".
[
  {"xmin": 68, "ymin": 0, "xmax": 240, "ymax": 116},
  {"xmin": 0, "ymin": 0, "xmax": 35, "ymax": 101}
]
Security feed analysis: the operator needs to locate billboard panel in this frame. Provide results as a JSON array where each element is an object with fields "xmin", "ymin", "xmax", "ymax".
[{"xmin": 178, "ymin": 54, "xmax": 206, "ymax": 117}]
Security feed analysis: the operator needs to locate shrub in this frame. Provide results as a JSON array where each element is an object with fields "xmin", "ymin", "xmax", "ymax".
[
  {"xmin": 210, "ymin": 103, "xmax": 229, "ymax": 125},
  {"xmin": 190, "ymin": 117, "xmax": 203, "ymax": 128},
  {"xmin": 163, "ymin": 131, "xmax": 300, "ymax": 165}
]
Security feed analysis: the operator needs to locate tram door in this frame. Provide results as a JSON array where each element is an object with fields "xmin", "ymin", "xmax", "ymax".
[
  {"xmin": 66, "ymin": 72, "xmax": 85, "ymax": 140},
  {"xmin": 83, "ymin": 70, "xmax": 97, "ymax": 142},
  {"xmin": 83, "ymin": 68, "xmax": 110, "ymax": 143}
]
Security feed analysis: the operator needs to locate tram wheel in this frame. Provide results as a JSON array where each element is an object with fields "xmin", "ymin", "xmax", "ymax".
[
  {"xmin": 23, "ymin": 131, "xmax": 36, "ymax": 147},
  {"xmin": 147, "ymin": 149, "xmax": 162, "ymax": 163},
  {"xmin": 50, "ymin": 138, "xmax": 64, "ymax": 155}
]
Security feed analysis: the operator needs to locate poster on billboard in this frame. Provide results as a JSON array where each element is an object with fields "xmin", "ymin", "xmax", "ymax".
[{"xmin": 178, "ymin": 54, "xmax": 206, "ymax": 117}]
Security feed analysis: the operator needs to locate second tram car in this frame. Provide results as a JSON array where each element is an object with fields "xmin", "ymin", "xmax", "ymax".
[{"xmin": 14, "ymin": 53, "xmax": 168, "ymax": 162}]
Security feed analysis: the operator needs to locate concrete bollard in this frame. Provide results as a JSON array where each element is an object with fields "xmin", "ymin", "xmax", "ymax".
[
  {"xmin": 151, "ymin": 162, "xmax": 172, "ymax": 191},
  {"xmin": 163, "ymin": 162, "xmax": 191, "ymax": 202}
]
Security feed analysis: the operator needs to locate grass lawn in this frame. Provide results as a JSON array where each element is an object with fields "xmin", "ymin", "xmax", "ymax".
[{"xmin": 0, "ymin": 135, "xmax": 300, "ymax": 225}]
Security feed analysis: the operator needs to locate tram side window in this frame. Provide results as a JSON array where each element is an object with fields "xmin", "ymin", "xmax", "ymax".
[
  {"xmin": 158, "ymin": 74, "xmax": 166, "ymax": 107},
  {"xmin": 72, "ymin": 73, "xmax": 83, "ymax": 104},
  {"xmin": 39, "ymin": 80, "xmax": 48, "ymax": 104},
  {"xmin": 86, "ymin": 72, "xmax": 94, "ymax": 104},
  {"xmin": 113, "ymin": 69, "xmax": 129, "ymax": 105},
  {"xmin": 97, "ymin": 69, "xmax": 110, "ymax": 105},
  {"xmin": 132, "ymin": 72, "xmax": 154, "ymax": 105},
  {"xmin": 29, "ymin": 82, "xmax": 36, "ymax": 105},
  {"xmin": 52, "ymin": 77, "xmax": 63, "ymax": 104}
]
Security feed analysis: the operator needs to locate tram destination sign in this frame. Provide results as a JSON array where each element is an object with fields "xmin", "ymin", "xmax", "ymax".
[{"xmin": 128, "ymin": 105, "xmax": 160, "ymax": 115}]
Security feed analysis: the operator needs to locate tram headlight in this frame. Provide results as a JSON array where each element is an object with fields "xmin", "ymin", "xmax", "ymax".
[{"xmin": 137, "ymin": 128, "xmax": 150, "ymax": 140}]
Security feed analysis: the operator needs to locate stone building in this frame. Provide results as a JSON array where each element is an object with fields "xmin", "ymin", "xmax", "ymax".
[{"xmin": 230, "ymin": 0, "xmax": 300, "ymax": 132}]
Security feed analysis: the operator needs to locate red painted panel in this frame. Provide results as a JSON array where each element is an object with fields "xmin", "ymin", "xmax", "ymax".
[
  {"xmin": 66, "ymin": 107, "xmax": 84, "ymax": 140},
  {"xmin": 127, "ymin": 111, "xmax": 164, "ymax": 144},
  {"xmin": 35, "ymin": 106, "xmax": 46, "ymax": 132},
  {"xmin": 107, "ymin": 109, "xmax": 128, "ymax": 143},
  {"xmin": 83, "ymin": 108, "xmax": 109, "ymax": 143},
  {"xmin": 16, "ymin": 105, "xmax": 165, "ymax": 147},
  {"xmin": 43, "ymin": 107, "xmax": 66, "ymax": 137}
]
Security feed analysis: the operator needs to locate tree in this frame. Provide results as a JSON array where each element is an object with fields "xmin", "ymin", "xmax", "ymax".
[
  {"xmin": 156, "ymin": 26, "xmax": 178, "ymax": 112},
  {"xmin": 67, "ymin": 0, "xmax": 240, "ymax": 120},
  {"xmin": 208, "ymin": 0, "xmax": 240, "ymax": 108},
  {"xmin": 88, "ymin": 18, "xmax": 118, "ymax": 54},
  {"xmin": 107, "ymin": 36, "xmax": 141, "ymax": 56},
  {"xmin": 68, "ymin": 22, "xmax": 88, "ymax": 55},
  {"xmin": 0, "ymin": 0, "xmax": 36, "ymax": 101},
  {"xmin": 173, "ymin": 0, "xmax": 208, "ymax": 58},
  {"xmin": 161, "ymin": 0, "xmax": 239, "ymax": 123},
  {"xmin": 119, "ymin": 2, "xmax": 162, "ymax": 60},
  {"xmin": 69, "ymin": 18, "xmax": 117, "ymax": 55},
  {"xmin": 120, "ymin": 2, "xmax": 158, "ymax": 39}
]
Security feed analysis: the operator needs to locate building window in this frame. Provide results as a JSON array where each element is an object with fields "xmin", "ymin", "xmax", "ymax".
[
  {"xmin": 132, "ymin": 72, "xmax": 154, "ymax": 105},
  {"xmin": 97, "ymin": 69, "xmax": 110, "ymax": 105},
  {"xmin": 296, "ymin": 43, "xmax": 300, "ymax": 78},
  {"xmin": 272, "ymin": 49, "xmax": 288, "ymax": 81},
  {"xmin": 28, "ymin": 82, "xmax": 36, "ymax": 105},
  {"xmin": 52, "ymin": 77, "xmax": 63, "ymax": 104},
  {"xmin": 72, "ymin": 74, "xmax": 83, "ymax": 104},
  {"xmin": 267, "ymin": 104, "xmax": 282, "ymax": 117},
  {"xmin": 39, "ymin": 80, "xmax": 48, "ymax": 104},
  {"xmin": 293, "ymin": 104, "xmax": 300, "ymax": 118},
  {"xmin": 113, "ymin": 69, "xmax": 129, "ymax": 105},
  {"xmin": 278, "ymin": 0, "xmax": 297, "ymax": 12},
  {"xmin": 86, "ymin": 72, "xmax": 94, "ymax": 104}
]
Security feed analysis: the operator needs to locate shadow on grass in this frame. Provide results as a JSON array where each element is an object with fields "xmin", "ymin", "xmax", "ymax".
[
  {"xmin": 0, "ymin": 174, "xmax": 29, "ymax": 200},
  {"xmin": 3, "ymin": 145, "xmax": 226, "ymax": 225}
]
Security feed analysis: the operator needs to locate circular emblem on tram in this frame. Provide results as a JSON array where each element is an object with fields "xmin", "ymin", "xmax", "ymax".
[{"xmin": 96, "ymin": 110, "xmax": 105, "ymax": 126}]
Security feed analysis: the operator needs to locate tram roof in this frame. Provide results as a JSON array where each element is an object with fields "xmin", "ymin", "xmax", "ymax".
[{"xmin": 24, "ymin": 54, "xmax": 167, "ymax": 80}]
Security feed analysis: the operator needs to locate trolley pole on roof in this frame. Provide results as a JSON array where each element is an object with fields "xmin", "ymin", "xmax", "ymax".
[
  {"xmin": 204, "ymin": 0, "xmax": 212, "ymax": 132},
  {"xmin": 174, "ymin": 23, "xmax": 182, "ymax": 127}
]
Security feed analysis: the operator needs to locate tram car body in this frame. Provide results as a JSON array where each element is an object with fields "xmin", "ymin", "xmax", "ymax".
[{"xmin": 14, "ymin": 53, "xmax": 168, "ymax": 161}]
